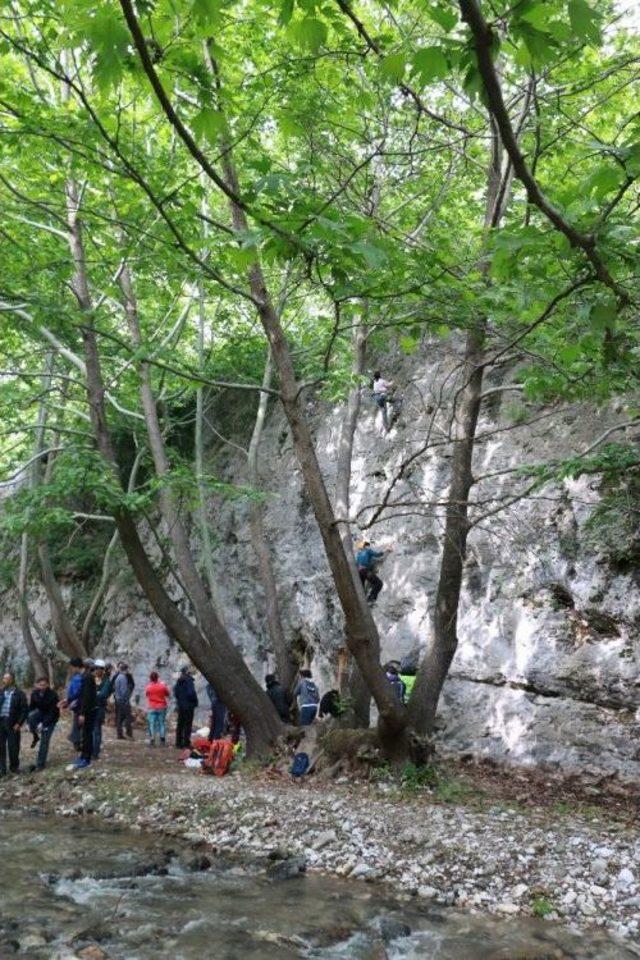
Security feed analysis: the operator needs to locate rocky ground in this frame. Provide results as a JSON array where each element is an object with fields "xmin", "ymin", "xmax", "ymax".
[{"xmin": 1, "ymin": 720, "xmax": 639, "ymax": 951}]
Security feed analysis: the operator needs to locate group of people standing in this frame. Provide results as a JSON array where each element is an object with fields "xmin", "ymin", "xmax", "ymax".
[
  {"xmin": 1, "ymin": 649, "xmax": 415, "ymax": 778},
  {"xmin": 265, "ymin": 669, "xmax": 340, "ymax": 726},
  {"xmin": 0, "ymin": 669, "xmax": 61, "ymax": 775},
  {"xmin": 64, "ymin": 658, "xmax": 135, "ymax": 768}
]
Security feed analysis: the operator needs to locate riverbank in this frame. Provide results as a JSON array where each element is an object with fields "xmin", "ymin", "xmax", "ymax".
[{"xmin": 1, "ymin": 724, "xmax": 639, "ymax": 950}]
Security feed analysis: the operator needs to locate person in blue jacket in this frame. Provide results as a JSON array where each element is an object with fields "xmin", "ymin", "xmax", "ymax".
[
  {"xmin": 173, "ymin": 666, "xmax": 198, "ymax": 748},
  {"xmin": 355, "ymin": 540, "xmax": 393, "ymax": 605},
  {"xmin": 61, "ymin": 657, "xmax": 84, "ymax": 753}
]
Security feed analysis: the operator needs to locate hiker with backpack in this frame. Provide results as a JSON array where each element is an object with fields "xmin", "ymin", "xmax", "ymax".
[
  {"xmin": 355, "ymin": 539, "xmax": 393, "ymax": 606},
  {"xmin": 293, "ymin": 669, "xmax": 320, "ymax": 726},
  {"xmin": 372, "ymin": 370, "xmax": 394, "ymax": 432}
]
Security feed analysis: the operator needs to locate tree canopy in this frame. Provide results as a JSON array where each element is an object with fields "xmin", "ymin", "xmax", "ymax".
[{"xmin": 0, "ymin": 0, "xmax": 638, "ymax": 754}]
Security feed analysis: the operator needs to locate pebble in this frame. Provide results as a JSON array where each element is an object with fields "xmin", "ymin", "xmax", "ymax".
[{"xmin": 617, "ymin": 868, "xmax": 635, "ymax": 889}]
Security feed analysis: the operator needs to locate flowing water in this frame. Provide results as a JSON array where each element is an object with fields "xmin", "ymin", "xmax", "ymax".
[{"xmin": 0, "ymin": 809, "xmax": 636, "ymax": 960}]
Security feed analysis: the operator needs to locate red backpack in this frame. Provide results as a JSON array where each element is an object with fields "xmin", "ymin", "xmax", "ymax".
[{"xmin": 204, "ymin": 739, "xmax": 235, "ymax": 777}]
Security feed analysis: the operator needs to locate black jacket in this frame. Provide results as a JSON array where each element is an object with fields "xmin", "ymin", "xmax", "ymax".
[
  {"xmin": 79, "ymin": 672, "xmax": 97, "ymax": 716},
  {"xmin": 0, "ymin": 686, "xmax": 29, "ymax": 726},
  {"xmin": 174, "ymin": 675, "xmax": 198, "ymax": 710},
  {"xmin": 29, "ymin": 687, "xmax": 60, "ymax": 726},
  {"xmin": 266, "ymin": 681, "xmax": 292, "ymax": 722}
]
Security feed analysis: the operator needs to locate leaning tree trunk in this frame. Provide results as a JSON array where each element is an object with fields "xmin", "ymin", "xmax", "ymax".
[
  {"xmin": 19, "ymin": 353, "xmax": 68, "ymax": 672},
  {"xmin": 18, "ymin": 534, "xmax": 48, "ymax": 679},
  {"xmin": 35, "ymin": 377, "xmax": 87, "ymax": 660},
  {"xmin": 409, "ymin": 119, "xmax": 513, "ymax": 736},
  {"xmin": 333, "ymin": 314, "xmax": 373, "ymax": 727},
  {"xmin": 247, "ymin": 349, "xmax": 298, "ymax": 690},
  {"xmin": 63, "ymin": 178, "xmax": 283, "ymax": 756},
  {"xmin": 115, "ymin": 20, "xmax": 406, "ymax": 743},
  {"xmin": 213, "ymin": 133, "xmax": 404, "ymax": 735},
  {"xmin": 80, "ymin": 447, "xmax": 144, "ymax": 647}
]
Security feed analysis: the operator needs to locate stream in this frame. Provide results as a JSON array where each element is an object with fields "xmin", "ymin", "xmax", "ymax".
[{"xmin": 0, "ymin": 809, "xmax": 636, "ymax": 960}]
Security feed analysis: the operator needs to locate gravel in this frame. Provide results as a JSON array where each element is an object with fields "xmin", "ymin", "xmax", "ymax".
[{"xmin": 4, "ymin": 762, "xmax": 639, "ymax": 943}]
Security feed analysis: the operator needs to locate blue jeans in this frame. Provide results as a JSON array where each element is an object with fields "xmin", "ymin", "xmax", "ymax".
[
  {"xmin": 92, "ymin": 707, "xmax": 106, "ymax": 759},
  {"xmin": 147, "ymin": 709, "xmax": 166, "ymax": 742},
  {"xmin": 299, "ymin": 704, "xmax": 318, "ymax": 726}
]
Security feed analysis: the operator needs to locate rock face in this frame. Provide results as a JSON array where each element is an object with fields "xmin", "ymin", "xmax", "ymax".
[{"xmin": 1, "ymin": 334, "xmax": 639, "ymax": 780}]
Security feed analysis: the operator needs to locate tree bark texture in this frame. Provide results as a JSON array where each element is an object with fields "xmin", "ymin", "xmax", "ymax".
[
  {"xmin": 247, "ymin": 349, "xmax": 298, "ymax": 690},
  {"xmin": 334, "ymin": 315, "xmax": 374, "ymax": 727},
  {"xmin": 409, "ymin": 120, "xmax": 510, "ymax": 736}
]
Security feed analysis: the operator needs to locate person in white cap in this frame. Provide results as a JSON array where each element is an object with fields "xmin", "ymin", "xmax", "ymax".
[{"xmin": 92, "ymin": 659, "xmax": 112, "ymax": 761}]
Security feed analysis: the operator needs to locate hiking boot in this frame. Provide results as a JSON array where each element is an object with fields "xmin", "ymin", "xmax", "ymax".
[{"xmin": 72, "ymin": 758, "xmax": 91, "ymax": 769}]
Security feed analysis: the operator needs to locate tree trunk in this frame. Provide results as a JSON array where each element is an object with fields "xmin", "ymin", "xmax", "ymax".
[
  {"xmin": 218, "ymin": 147, "xmax": 405, "ymax": 736},
  {"xmin": 80, "ymin": 447, "xmax": 144, "ymax": 647},
  {"xmin": 36, "ymin": 388, "xmax": 87, "ymax": 660},
  {"xmin": 409, "ymin": 120, "xmax": 511, "ymax": 736},
  {"xmin": 247, "ymin": 349, "xmax": 297, "ymax": 690},
  {"xmin": 194, "ymin": 271, "xmax": 225, "ymax": 615},
  {"xmin": 334, "ymin": 315, "xmax": 373, "ymax": 727},
  {"xmin": 18, "ymin": 534, "xmax": 48, "ymax": 678},
  {"xmin": 63, "ymin": 179, "xmax": 283, "ymax": 756},
  {"xmin": 37, "ymin": 540, "xmax": 86, "ymax": 659}
]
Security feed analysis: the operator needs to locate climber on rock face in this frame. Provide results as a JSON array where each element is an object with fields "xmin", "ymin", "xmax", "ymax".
[
  {"xmin": 356, "ymin": 539, "xmax": 392, "ymax": 606},
  {"xmin": 371, "ymin": 370, "xmax": 394, "ymax": 432}
]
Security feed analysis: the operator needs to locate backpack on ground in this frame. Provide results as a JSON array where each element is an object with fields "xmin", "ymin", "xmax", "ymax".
[
  {"xmin": 290, "ymin": 752, "xmax": 310, "ymax": 777},
  {"xmin": 204, "ymin": 739, "xmax": 235, "ymax": 777},
  {"xmin": 303, "ymin": 679, "xmax": 320, "ymax": 704}
]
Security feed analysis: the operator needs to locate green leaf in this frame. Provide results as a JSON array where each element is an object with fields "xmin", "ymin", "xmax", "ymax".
[
  {"xmin": 568, "ymin": 0, "xmax": 601, "ymax": 44},
  {"xmin": 400, "ymin": 334, "xmax": 419, "ymax": 355},
  {"xmin": 589, "ymin": 300, "xmax": 617, "ymax": 331},
  {"xmin": 517, "ymin": 22, "xmax": 557, "ymax": 64},
  {"xmin": 380, "ymin": 52, "xmax": 406, "ymax": 82},
  {"xmin": 192, "ymin": 107, "xmax": 226, "ymax": 144},
  {"xmin": 411, "ymin": 46, "xmax": 448, "ymax": 84},
  {"xmin": 351, "ymin": 240, "xmax": 387, "ymax": 268},
  {"xmin": 558, "ymin": 343, "xmax": 581, "ymax": 364},
  {"xmin": 82, "ymin": 10, "xmax": 130, "ymax": 89},
  {"xmin": 519, "ymin": 2, "xmax": 553, "ymax": 30},
  {"xmin": 585, "ymin": 164, "xmax": 623, "ymax": 198},
  {"xmin": 290, "ymin": 17, "xmax": 328, "ymax": 52},
  {"xmin": 192, "ymin": 0, "xmax": 223, "ymax": 29},
  {"xmin": 279, "ymin": 0, "xmax": 295, "ymax": 26},
  {"xmin": 426, "ymin": 3, "xmax": 457, "ymax": 32}
]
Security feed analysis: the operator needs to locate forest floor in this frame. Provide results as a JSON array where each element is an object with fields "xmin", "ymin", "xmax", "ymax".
[{"xmin": 1, "ymin": 717, "xmax": 639, "ymax": 946}]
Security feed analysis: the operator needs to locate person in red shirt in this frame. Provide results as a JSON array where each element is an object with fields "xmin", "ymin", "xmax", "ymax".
[{"xmin": 145, "ymin": 671, "xmax": 170, "ymax": 746}]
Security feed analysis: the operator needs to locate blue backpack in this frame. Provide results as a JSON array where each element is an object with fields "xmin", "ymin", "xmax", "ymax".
[{"xmin": 290, "ymin": 752, "xmax": 310, "ymax": 777}]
